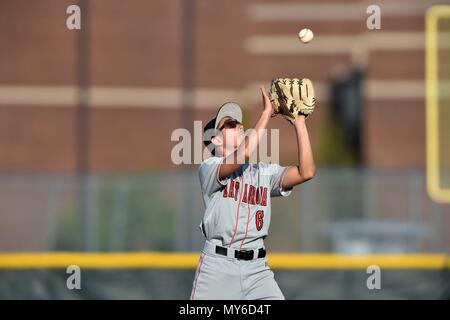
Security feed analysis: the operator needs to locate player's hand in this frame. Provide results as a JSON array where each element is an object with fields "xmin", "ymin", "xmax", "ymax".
[
  {"xmin": 294, "ymin": 114, "xmax": 307, "ymax": 125},
  {"xmin": 260, "ymin": 85, "xmax": 273, "ymax": 116}
]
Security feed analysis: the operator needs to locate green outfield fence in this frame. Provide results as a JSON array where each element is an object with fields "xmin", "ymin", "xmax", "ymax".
[
  {"xmin": 0, "ymin": 169, "xmax": 449, "ymax": 298},
  {"xmin": 0, "ymin": 252, "xmax": 449, "ymax": 299}
]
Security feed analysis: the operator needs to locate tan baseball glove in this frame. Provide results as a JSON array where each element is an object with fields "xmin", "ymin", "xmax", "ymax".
[{"xmin": 269, "ymin": 78, "xmax": 316, "ymax": 124}]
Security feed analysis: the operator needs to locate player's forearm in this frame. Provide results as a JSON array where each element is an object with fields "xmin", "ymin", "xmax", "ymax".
[
  {"xmin": 219, "ymin": 86, "xmax": 273, "ymax": 179},
  {"xmin": 219, "ymin": 110, "xmax": 271, "ymax": 179},
  {"xmin": 282, "ymin": 117, "xmax": 316, "ymax": 188},
  {"xmin": 241, "ymin": 85, "xmax": 275, "ymax": 162},
  {"xmin": 242, "ymin": 109, "xmax": 272, "ymax": 161},
  {"xmin": 294, "ymin": 117, "xmax": 316, "ymax": 180}
]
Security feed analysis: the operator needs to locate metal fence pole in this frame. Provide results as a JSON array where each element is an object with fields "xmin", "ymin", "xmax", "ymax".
[
  {"xmin": 180, "ymin": 0, "xmax": 196, "ymax": 251},
  {"xmin": 76, "ymin": 0, "xmax": 92, "ymax": 251}
]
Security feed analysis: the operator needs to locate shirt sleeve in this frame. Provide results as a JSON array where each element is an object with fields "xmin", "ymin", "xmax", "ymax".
[
  {"xmin": 198, "ymin": 157, "xmax": 228, "ymax": 196},
  {"xmin": 267, "ymin": 163, "xmax": 293, "ymax": 197}
]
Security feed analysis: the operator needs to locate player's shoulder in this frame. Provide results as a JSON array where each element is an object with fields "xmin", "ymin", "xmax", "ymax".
[
  {"xmin": 255, "ymin": 161, "xmax": 271, "ymax": 169},
  {"xmin": 199, "ymin": 156, "xmax": 223, "ymax": 170},
  {"xmin": 201, "ymin": 156, "xmax": 223, "ymax": 165},
  {"xmin": 254, "ymin": 162, "xmax": 281, "ymax": 175}
]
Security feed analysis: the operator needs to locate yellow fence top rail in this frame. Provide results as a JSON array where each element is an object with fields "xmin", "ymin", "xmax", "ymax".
[{"xmin": 0, "ymin": 253, "xmax": 448, "ymax": 269}]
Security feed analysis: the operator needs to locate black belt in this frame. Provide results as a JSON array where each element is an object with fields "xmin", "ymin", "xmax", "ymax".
[{"xmin": 215, "ymin": 245, "xmax": 266, "ymax": 260}]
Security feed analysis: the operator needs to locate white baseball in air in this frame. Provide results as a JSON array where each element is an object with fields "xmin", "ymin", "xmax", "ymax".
[{"xmin": 298, "ymin": 28, "xmax": 314, "ymax": 43}]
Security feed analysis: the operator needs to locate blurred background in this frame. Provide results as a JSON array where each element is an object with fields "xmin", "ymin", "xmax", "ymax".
[{"xmin": 0, "ymin": 0, "xmax": 449, "ymax": 299}]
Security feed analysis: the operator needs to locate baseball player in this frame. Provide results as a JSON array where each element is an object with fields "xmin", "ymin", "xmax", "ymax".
[{"xmin": 191, "ymin": 80, "xmax": 316, "ymax": 300}]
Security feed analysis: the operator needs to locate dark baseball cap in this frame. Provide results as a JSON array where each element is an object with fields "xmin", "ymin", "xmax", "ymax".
[{"xmin": 203, "ymin": 102, "xmax": 243, "ymax": 153}]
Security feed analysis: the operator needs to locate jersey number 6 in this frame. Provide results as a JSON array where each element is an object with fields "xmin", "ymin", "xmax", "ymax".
[{"xmin": 255, "ymin": 210, "xmax": 264, "ymax": 231}]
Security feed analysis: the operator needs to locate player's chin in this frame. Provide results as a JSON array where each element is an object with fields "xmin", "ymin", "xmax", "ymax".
[{"xmin": 235, "ymin": 138, "xmax": 244, "ymax": 148}]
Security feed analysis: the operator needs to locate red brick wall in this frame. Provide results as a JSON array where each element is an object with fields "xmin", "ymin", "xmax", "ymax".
[{"xmin": 0, "ymin": 0, "xmax": 437, "ymax": 172}]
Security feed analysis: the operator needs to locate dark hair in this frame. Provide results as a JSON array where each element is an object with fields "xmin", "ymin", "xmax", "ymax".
[{"xmin": 203, "ymin": 118, "xmax": 218, "ymax": 156}]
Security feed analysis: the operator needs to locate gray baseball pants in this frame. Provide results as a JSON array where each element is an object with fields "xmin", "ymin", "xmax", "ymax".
[{"xmin": 190, "ymin": 240, "xmax": 285, "ymax": 300}]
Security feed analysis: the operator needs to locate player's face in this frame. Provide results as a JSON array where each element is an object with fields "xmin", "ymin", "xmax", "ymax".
[{"xmin": 218, "ymin": 117, "xmax": 245, "ymax": 151}]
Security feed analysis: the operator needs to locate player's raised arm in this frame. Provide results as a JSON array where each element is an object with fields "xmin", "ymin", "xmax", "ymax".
[
  {"xmin": 267, "ymin": 78, "xmax": 317, "ymax": 189},
  {"xmin": 281, "ymin": 116, "xmax": 316, "ymax": 189},
  {"xmin": 218, "ymin": 86, "xmax": 273, "ymax": 179}
]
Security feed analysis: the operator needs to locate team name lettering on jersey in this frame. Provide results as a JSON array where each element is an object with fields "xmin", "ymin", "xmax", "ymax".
[{"xmin": 223, "ymin": 180, "xmax": 267, "ymax": 207}]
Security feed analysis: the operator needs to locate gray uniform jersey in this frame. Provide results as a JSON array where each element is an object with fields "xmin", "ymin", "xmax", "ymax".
[{"xmin": 198, "ymin": 157, "xmax": 292, "ymax": 250}]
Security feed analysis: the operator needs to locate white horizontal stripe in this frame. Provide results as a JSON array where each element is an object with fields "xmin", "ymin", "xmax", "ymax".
[
  {"xmin": 0, "ymin": 86, "xmax": 243, "ymax": 109},
  {"xmin": 246, "ymin": 32, "xmax": 450, "ymax": 55},
  {"xmin": 1, "ymin": 81, "xmax": 448, "ymax": 108},
  {"xmin": 0, "ymin": 86, "xmax": 79, "ymax": 106},
  {"xmin": 249, "ymin": 0, "xmax": 449, "ymax": 21},
  {"xmin": 366, "ymin": 80, "xmax": 424, "ymax": 100},
  {"xmin": 247, "ymin": 35, "xmax": 355, "ymax": 54},
  {"xmin": 91, "ymin": 87, "xmax": 182, "ymax": 108}
]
